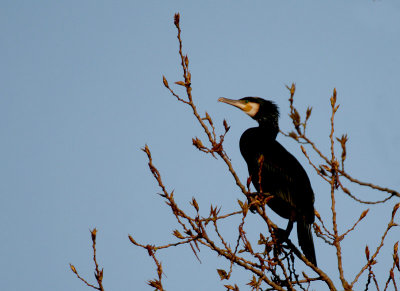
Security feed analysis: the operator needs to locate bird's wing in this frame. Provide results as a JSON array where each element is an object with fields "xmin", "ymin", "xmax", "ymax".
[{"xmin": 258, "ymin": 141, "xmax": 315, "ymax": 220}]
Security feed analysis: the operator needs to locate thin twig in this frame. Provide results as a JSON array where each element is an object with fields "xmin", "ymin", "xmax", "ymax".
[
  {"xmin": 351, "ymin": 203, "xmax": 400, "ymax": 288},
  {"xmin": 69, "ymin": 229, "xmax": 105, "ymax": 291}
]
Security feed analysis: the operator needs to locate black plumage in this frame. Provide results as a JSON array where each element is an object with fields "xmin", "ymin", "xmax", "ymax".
[{"xmin": 219, "ymin": 96, "xmax": 317, "ymax": 266}]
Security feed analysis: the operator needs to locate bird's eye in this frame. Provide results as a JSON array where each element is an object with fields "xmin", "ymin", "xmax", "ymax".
[{"xmin": 244, "ymin": 100, "xmax": 249, "ymax": 104}]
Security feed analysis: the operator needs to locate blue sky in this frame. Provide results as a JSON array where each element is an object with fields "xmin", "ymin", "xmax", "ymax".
[{"xmin": 1, "ymin": 1, "xmax": 400, "ymax": 290}]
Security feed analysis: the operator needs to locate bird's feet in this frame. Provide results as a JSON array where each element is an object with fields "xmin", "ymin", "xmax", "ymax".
[{"xmin": 273, "ymin": 227, "xmax": 290, "ymax": 243}]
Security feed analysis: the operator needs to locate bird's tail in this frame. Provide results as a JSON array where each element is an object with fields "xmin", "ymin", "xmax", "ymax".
[{"xmin": 297, "ymin": 220, "xmax": 317, "ymax": 266}]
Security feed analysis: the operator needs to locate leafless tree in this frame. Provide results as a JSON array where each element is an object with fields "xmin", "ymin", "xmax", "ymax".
[{"xmin": 70, "ymin": 13, "xmax": 400, "ymax": 291}]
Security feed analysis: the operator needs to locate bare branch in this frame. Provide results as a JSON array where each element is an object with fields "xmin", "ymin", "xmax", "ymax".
[{"xmin": 70, "ymin": 229, "xmax": 105, "ymax": 291}]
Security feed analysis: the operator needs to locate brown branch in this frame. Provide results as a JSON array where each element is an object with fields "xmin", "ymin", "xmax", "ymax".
[
  {"xmin": 383, "ymin": 241, "xmax": 399, "ymax": 291},
  {"xmin": 140, "ymin": 144, "xmax": 288, "ymax": 289},
  {"xmin": 141, "ymin": 144, "xmax": 322, "ymax": 290},
  {"xmin": 284, "ymin": 239, "xmax": 337, "ymax": 290},
  {"xmin": 70, "ymin": 264, "xmax": 100, "ymax": 290},
  {"xmin": 338, "ymin": 170, "xmax": 400, "ymax": 199},
  {"xmin": 300, "ymin": 145, "xmax": 330, "ymax": 183},
  {"xmin": 313, "ymin": 224, "xmax": 334, "ymax": 246},
  {"xmin": 144, "ymin": 12, "xmax": 400, "ymax": 291},
  {"xmin": 70, "ymin": 228, "xmax": 105, "ymax": 291},
  {"xmin": 162, "ymin": 14, "xmax": 249, "ymax": 197},
  {"xmin": 326, "ymin": 89, "xmax": 350, "ymax": 290},
  {"xmin": 129, "ymin": 234, "xmax": 199, "ymax": 251},
  {"xmin": 314, "ymin": 210, "xmax": 335, "ymax": 241},
  {"xmin": 364, "ymin": 265, "xmax": 380, "ymax": 291},
  {"xmin": 284, "ymin": 85, "xmax": 399, "ymax": 203},
  {"xmin": 197, "ymin": 222, "xmax": 289, "ymax": 291},
  {"xmin": 337, "ymin": 178, "xmax": 394, "ymax": 205},
  {"xmin": 226, "ymin": 211, "xmax": 246, "ymax": 280},
  {"xmin": 339, "ymin": 209, "xmax": 369, "ymax": 241},
  {"xmin": 90, "ymin": 229, "xmax": 105, "ymax": 291},
  {"xmin": 202, "ymin": 210, "xmax": 243, "ymax": 223},
  {"xmin": 351, "ymin": 203, "xmax": 400, "ymax": 288}
]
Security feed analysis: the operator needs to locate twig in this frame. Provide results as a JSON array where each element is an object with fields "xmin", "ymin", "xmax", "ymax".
[
  {"xmin": 70, "ymin": 228, "xmax": 105, "ymax": 291},
  {"xmin": 351, "ymin": 203, "xmax": 400, "ymax": 288},
  {"xmin": 339, "ymin": 209, "xmax": 369, "ymax": 241},
  {"xmin": 338, "ymin": 170, "xmax": 400, "ymax": 199}
]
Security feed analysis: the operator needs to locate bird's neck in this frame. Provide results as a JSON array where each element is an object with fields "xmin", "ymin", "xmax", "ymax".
[{"xmin": 257, "ymin": 118, "xmax": 279, "ymax": 139}]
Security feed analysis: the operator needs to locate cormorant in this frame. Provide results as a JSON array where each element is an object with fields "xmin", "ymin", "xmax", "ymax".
[{"xmin": 218, "ymin": 97, "xmax": 317, "ymax": 266}]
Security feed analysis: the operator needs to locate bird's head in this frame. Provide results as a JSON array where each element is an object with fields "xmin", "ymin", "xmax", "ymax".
[{"xmin": 218, "ymin": 97, "xmax": 279, "ymax": 129}]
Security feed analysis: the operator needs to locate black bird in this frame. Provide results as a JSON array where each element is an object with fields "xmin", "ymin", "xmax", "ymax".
[{"xmin": 218, "ymin": 96, "xmax": 317, "ymax": 266}]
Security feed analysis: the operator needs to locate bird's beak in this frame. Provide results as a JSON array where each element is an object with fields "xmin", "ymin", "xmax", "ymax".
[
  {"xmin": 218, "ymin": 97, "xmax": 260, "ymax": 117},
  {"xmin": 218, "ymin": 97, "xmax": 247, "ymax": 111}
]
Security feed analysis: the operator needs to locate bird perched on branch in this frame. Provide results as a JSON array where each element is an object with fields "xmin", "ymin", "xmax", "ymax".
[{"xmin": 218, "ymin": 96, "xmax": 317, "ymax": 266}]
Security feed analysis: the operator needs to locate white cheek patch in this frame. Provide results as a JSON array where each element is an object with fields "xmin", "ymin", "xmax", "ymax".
[{"xmin": 245, "ymin": 102, "xmax": 260, "ymax": 117}]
